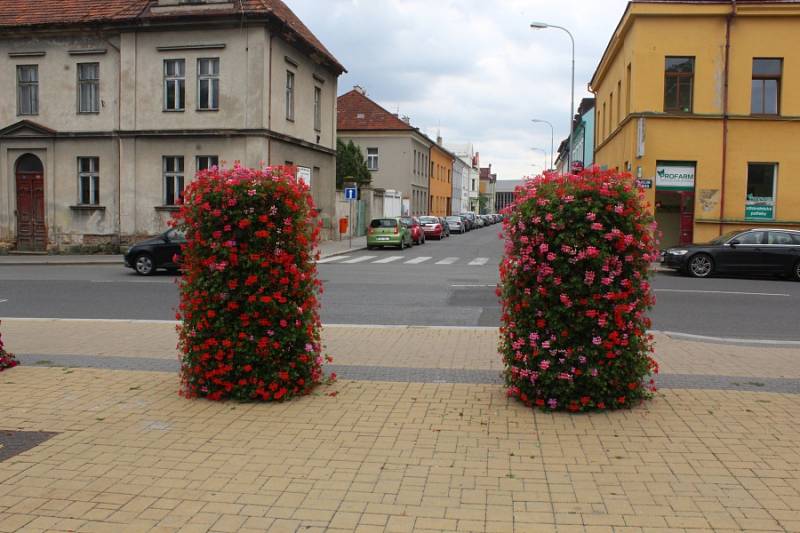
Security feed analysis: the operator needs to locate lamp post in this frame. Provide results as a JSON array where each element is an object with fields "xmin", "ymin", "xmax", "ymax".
[
  {"xmin": 531, "ymin": 148, "xmax": 548, "ymax": 173},
  {"xmin": 530, "ymin": 22, "xmax": 575, "ymax": 171},
  {"xmin": 531, "ymin": 118, "xmax": 554, "ymax": 170}
]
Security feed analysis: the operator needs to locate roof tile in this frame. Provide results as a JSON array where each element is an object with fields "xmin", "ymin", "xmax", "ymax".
[{"xmin": 337, "ymin": 90, "xmax": 414, "ymax": 131}]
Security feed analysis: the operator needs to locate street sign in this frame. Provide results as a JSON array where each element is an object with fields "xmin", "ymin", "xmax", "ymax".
[
  {"xmin": 344, "ymin": 187, "xmax": 357, "ymax": 200},
  {"xmin": 636, "ymin": 179, "xmax": 653, "ymax": 189}
]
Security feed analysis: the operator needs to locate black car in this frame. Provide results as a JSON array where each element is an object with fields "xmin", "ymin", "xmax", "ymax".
[
  {"xmin": 662, "ymin": 228, "xmax": 800, "ymax": 280},
  {"xmin": 124, "ymin": 229, "xmax": 185, "ymax": 275}
]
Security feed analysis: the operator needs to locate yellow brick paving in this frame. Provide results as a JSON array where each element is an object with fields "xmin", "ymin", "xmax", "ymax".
[
  {"xmin": 3, "ymin": 318, "xmax": 800, "ymax": 378},
  {"xmin": 0, "ymin": 366, "xmax": 799, "ymax": 533}
]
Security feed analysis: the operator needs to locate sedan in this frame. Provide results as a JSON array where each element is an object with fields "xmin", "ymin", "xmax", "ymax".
[
  {"xmin": 437, "ymin": 217, "xmax": 451, "ymax": 237},
  {"xmin": 446, "ymin": 216, "xmax": 465, "ymax": 234},
  {"xmin": 124, "ymin": 228, "xmax": 185, "ymax": 275},
  {"xmin": 419, "ymin": 216, "xmax": 446, "ymax": 240},
  {"xmin": 367, "ymin": 218, "xmax": 413, "ymax": 250},
  {"xmin": 662, "ymin": 228, "xmax": 800, "ymax": 280}
]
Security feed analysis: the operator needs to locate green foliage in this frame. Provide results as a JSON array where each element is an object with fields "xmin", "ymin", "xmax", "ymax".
[{"xmin": 336, "ymin": 139, "xmax": 372, "ymax": 189}]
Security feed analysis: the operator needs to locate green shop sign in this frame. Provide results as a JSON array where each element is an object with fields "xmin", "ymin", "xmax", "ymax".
[{"xmin": 745, "ymin": 204, "xmax": 774, "ymax": 220}]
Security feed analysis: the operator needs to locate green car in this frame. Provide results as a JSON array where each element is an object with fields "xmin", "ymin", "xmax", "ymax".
[{"xmin": 367, "ymin": 218, "xmax": 413, "ymax": 250}]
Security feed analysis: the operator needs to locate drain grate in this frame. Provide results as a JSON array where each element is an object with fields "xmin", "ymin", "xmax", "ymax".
[{"xmin": 0, "ymin": 430, "xmax": 59, "ymax": 462}]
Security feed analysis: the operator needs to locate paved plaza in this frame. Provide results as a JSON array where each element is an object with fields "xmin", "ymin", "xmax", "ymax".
[{"xmin": 1, "ymin": 319, "xmax": 799, "ymax": 532}]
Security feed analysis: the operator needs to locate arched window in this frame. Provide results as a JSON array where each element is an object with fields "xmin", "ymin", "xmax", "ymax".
[{"xmin": 15, "ymin": 153, "xmax": 43, "ymax": 173}]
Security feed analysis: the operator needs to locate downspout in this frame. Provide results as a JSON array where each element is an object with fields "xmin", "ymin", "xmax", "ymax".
[
  {"xmin": 719, "ymin": 0, "xmax": 735, "ymax": 234},
  {"xmin": 267, "ymin": 33, "xmax": 273, "ymax": 166}
]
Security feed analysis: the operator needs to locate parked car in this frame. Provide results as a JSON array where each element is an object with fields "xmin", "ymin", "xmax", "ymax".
[
  {"xmin": 419, "ymin": 216, "xmax": 446, "ymax": 240},
  {"xmin": 662, "ymin": 228, "xmax": 800, "ymax": 280},
  {"xmin": 474, "ymin": 216, "xmax": 485, "ymax": 228},
  {"xmin": 458, "ymin": 214, "xmax": 472, "ymax": 231},
  {"xmin": 400, "ymin": 216, "xmax": 425, "ymax": 245},
  {"xmin": 437, "ymin": 217, "xmax": 451, "ymax": 237},
  {"xmin": 463, "ymin": 212, "xmax": 477, "ymax": 229},
  {"xmin": 367, "ymin": 218, "xmax": 413, "ymax": 250},
  {"xmin": 124, "ymin": 228, "xmax": 185, "ymax": 276},
  {"xmin": 446, "ymin": 216, "xmax": 465, "ymax": 234}
]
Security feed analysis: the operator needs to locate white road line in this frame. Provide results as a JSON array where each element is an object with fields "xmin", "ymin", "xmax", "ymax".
[
  {"xmin": 0, "ymin": 299, "xmax": 7, "ymax": 304},
  {"xmin": 652, "ymin": 330, "xmax": 800, "ymax": 346},
  {"xmin": 340, "ymin": 256, "xmax": 378, "ymax": 264},
  {"xmin": 316, "ymin": 255, "xmax": 350, "ymax": 264},
  {"xmin": 405, "ymin": 256, "xmax": 432, "ymax": 264},
  {"xmin": 655, "ymin": 289, "xmax": 790, "ymax": 297},
  {"xmin": 451, "ymin": 284, "xmax": 495, "ymax": 288},
  {"xmin": 372, "ymin": 256, "xmax": 404, "ymax": 264},
  {"xmin": 435, "ymin": 257, "xmax": 459, "ymax": 265},
  {"xmin": 468, "ymin": 257, "xmax": 490, "ymax": 266}
]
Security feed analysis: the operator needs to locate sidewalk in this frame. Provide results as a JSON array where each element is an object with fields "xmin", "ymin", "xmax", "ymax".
[
  {"xmin": 1, "ymin": 319, "xmax": 799, "ymax": 532},
  {"xmin": 0, "ymin": 237, "xmax": 367, "ymax": 266}
]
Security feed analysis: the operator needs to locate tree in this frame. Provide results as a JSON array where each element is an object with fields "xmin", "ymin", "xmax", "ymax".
[
  {"xmin": 336, "ymin": 139, "xmax": 372, "ymax": 189},
  {"xmin": 478, "ymin": 195, "xmax": 490, "ymax": 214}
]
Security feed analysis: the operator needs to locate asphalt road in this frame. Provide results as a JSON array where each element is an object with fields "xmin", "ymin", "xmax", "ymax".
[{"xmin": 1, "ymin": 226, "xmax": 798, "ymax": 341}]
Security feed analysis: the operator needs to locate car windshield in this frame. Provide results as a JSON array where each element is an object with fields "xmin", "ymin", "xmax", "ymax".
[
  {"xmin": 370, "ymin": 219, "xmax": 397, "ymax": 228},
  {"xmin": 166, "ymin": 229, "xmax": 186, "ymax": 241},
  {"xmin": 419, "ymin": 217, "xmax": 438, "ymax": 224},
  {"xmin": 400, "ymin": 217, "xmax": 414, "ymax": 225},
  {"xmin": 708, "ymin": 230, "xmax": 742, "ymax": 245},
  {"xmin": 446, "ymin": 217, "xmax": 460, "ymax": 222}
]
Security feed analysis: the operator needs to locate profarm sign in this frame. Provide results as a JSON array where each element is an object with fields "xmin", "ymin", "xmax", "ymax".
[{"xmin": 656, "ymin": 163, "xmax": 695, "ymax": 191}]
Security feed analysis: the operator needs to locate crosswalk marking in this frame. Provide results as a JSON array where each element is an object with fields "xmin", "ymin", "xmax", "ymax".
[
  {"xmin": 468, "ymin": 257, "xmax": 489, "ymax": 266},
  {"xmin": 372, "ymin": 256, "xmax": 404, "ymax": 264},
  {"xmin": 340, "ymin": 255, "xmax": 378, "ymax": 264},
  {"xmin": 317, "ymin": 255, "xmax": 350, "ymax": 263},
  {"xmin": 405, "ymin": 256, "xmax": 432, "ymax": 264},
  {"xmin": 435, "ymin": 257, "xmax": 459, "ymax": 265}
]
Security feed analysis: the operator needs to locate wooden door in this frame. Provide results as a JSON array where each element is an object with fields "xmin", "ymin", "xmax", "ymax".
[
  {"xmin": 16, "ymin": 167, "xmax": 46, "ymax": 251},
  {"xmin": 678, "ymin": 191, "xmax": 694, "ymax": 245}
]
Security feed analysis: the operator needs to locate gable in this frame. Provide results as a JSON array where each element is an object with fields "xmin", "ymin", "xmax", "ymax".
[{"xmin": 0, "ymin": 120, "xmax": 57, "ymax": 138}]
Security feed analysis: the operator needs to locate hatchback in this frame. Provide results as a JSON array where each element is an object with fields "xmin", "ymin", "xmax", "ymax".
[
  {"xmin": 124, "ymin": 228, "xmax": 185, "ymax": 276},
  {"xmin": 367, "ymin": 218, "xmax": 413, "ymax": 250},
  {"xmin": 400, "ymin": 216, "xmax": 426, "ymax": 245},
  {"xmin": 419, "ymin": 216, "xmax": 446, "ymax": 240},
  {"xmin": 446, "ymin": 216, "xmax": 465, "ymax": 234}
]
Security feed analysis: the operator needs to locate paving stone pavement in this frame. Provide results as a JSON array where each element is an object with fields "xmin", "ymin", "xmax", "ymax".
[{"xmin": 1, "ymin": 318, "xmax": 800, "ymax": 532}]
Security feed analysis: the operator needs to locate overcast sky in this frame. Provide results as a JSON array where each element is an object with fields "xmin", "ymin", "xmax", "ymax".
[{"xmin": 287, "ymin": 0, "xmax": 630, "ymax": 180}]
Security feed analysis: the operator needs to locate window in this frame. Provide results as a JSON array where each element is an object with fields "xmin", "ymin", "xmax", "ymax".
[
  {"xmin": 767, "ymin": 231, "xmax": 796, "ymax": 245},
  {"xmin": 751, "ymin": 58, "xmax": 781, "ymax": 115},
  {"xmin": 17, "ymin": 65, "xmax": 38, "ymax": 115},
  {"xmin": 664, "ymin": 57, "xmax": 694, "ymax": 112},
  {"xmin": 609, "ymin": 91, "xmax": 614, "ymax": 130},
  {"xmin": 626, "ymin": 64, "xmax": 632, "ymax": 115},
  {"xmin": 77, "ymin": 63, "xmax": 99, "ymax": 113},
  {"xmin": 617, "ymin": 80, "xmax": 622, "ymax": 123},
  {"xmin": 736, "ymin": 231, "xmax": 765, "ymax": 245},
  {"xmin": 746, "ymin": 163, "xmax": 777, "ymax": 221},
  {"xmin": 78, "ymin": 157, "xmax": 99, "ymax": 205},
  {"xmin": 197, "ymin": 58, "xmax": 219, "ymax": 110},
  {"xmin": 197, "ymin": 155, "xmax": 218, "ymax": 172},
  {"xmin": 285, "ymin": 70, "xmax": 295, "ymax": 121},
  {"xmin": 367, "ymin": 148, "xmax": 378, "ymax": 170},
  {"xmin": 163, "ymin": 156, "xmax": 185, "ymax": 205},
  {"xmin": 164, "ymin": 59, "xmax": 185, "ymax": 111},
  {"xmin": 313, "ymin": 86, "xmax": 322, "ymax": 131}
]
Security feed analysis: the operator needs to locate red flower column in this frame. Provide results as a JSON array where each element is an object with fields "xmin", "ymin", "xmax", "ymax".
[
  {"xmin": 175, "ymin": 166, "xmax": 324, "ymax": 401},
  {"xmin": 498, "ymin": 169, "xmax": 660, "ymax": 412},
  {"xmin": 0, "ymin": 321, "xmax": 19, "ymax": 372}
]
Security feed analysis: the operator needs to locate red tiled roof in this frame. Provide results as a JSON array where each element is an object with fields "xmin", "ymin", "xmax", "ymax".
[
  {"xmin": 0, "ymin": 0, "xmax": 344, "ymax": 73},
  {"xmin": 337, "ymin": 90, "xmax": 414, "ymax": 131}
]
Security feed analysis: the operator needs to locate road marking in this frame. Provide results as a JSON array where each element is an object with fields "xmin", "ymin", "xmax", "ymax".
[
  {"xmin": 652, "ymin": 330, "xmax": 800, "ymax": 346},
  {"xmin": 91, "ymin": 279, "xmax": 173, "ymax": 284},
  {"xmin": 450, "ymin": 284, "xmax": 496, "ymax": 288},
  {"xmin": 340, "ymin": 256, "xmax": 378, "ymax": 264},
  {"xmin": 436, "ymin": 257, "xmax": 459, "ymax": 265},
  {"xmin": 405, "ymin": 257, "xmax": 432, "ymax": 264},
  {"xmin": 0, "ymin": 299, "xmax": 7, "ymax": 304},
  {"xmin": 316, "ymin": 255, "xmax": 350, "ymax": 264},
  {"xmin": 372, "ymin": 256, "xmax": 404, "ymax": 264},
  {"xmin": 655, "ymin": 289, "xmax": 790, "ymax": 297},
  {"xmin": 468, "ymin": 257, "xmax": 490, "ymax": 266}
]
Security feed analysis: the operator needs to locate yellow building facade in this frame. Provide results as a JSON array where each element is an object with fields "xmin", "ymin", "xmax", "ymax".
[
  {"xmin": 590, "ymin": 0, "xmax": 800, "ymax": 247},
  {"xmin": 429, "ymin": 144, "xmax": 454, "ymax": 216}
]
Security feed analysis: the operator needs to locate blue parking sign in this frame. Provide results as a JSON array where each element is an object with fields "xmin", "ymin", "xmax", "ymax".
[{"xmin": 345, "ymin": 187, "xmax": 357, "ymax": 200}]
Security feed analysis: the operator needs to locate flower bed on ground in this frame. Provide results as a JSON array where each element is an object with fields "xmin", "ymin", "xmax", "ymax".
[
  {"xmin": 0, "ymin": 322, "xmax": 18, "ymax": 372},
  {"xmin": 175, "ymin": 165, "xmax": 325, "ymax": 401},
  {"xmin": 499, "ymin": 169, "xmax": 660, "ymax": 412}
]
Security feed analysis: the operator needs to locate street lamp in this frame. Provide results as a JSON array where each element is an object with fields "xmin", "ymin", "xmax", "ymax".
[
  {"xmin": 530, "ymin": 21, "xmax": 575, "ymax": 171},
  {"xmin": 531, "ymin": 148, "xmax": 548, "ymax": 173},
  {"xmin": 531, "ymin": 118, "xmax": 554, "ymax": 170}
]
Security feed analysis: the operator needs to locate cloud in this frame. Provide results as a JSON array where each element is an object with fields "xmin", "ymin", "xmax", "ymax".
[{"xmin": 287, "ymin": 0, "xmax": 629, "ymax": 180}]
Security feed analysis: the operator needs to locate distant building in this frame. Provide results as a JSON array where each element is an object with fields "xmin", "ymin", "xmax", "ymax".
[
  {"xmin": 1, "ymin": 0, "xmax": 344, "ymax": 250},
  {"xmin": 495, "ymin": 179, "xmax": 524, "ymax": 212},
  {"xmin": 479, "ymin": 166, "xmax": 497, "ymax": 214},
  {"xmin": 447, "ymin": 144, "xmax": 480, "ymax": 213},
  {"xmin": 429, "ymin": 137, "xmax": 455, "ymax": 216},
  {"xmin": 554, "ymin": 98, "xmax": 595, "ymax": 174},
  {"xmin": 337, "ymin": 88, "xmax": 433, "ymax": 216},
  {"xmin": 451, "ymin": 155, "xmax": 468, "ymax": 215}
]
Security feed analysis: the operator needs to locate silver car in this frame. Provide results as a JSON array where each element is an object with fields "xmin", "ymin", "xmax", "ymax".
[{"xmin": 446, "ymin": 216, "xmax": 465, "ymax": 234}]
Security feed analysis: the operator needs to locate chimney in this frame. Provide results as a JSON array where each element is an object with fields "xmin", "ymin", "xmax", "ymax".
[
  {"xmin": 437, "ymin": 135, "xmax": 443, "ymax": 145},
  {"xmin": 401, "ymin": 115, "xmax": 411, "ymax": 124},
  {"xmin": 353, "ymin": 85, "xmax": 366, "ymax": 95}
]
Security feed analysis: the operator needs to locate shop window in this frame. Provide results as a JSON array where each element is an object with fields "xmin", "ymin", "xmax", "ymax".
[
  {"xmin": 745, "ymin": 163, "xmax": 776, "ymax": 221},
  {"xmin": 751, "ymin": 58, "xmax": 781, "ymax": 115},
  {"xmin": 664, "ymin": 57, "xmax": 694, "ymax": 113}
]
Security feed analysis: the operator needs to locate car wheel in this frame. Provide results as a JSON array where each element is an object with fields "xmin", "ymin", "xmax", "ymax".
[
  {"xmin": 793, "ymin": 260, "xmax": 800, "ymax": 281},
  {"xmin": 134, "ymin": 253, "xmax": 156, "ymax": 276},
  {"xmin": 688, "ymin": 253, "xmax": 714, "ymax": 278}
]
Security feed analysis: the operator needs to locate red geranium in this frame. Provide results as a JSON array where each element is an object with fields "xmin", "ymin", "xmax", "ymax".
[{"xmin": 0, "ymin": 321, "xmax": 19, "ymax": 372}]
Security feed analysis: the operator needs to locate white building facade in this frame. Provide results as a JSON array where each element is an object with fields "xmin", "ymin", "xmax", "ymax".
[{"xmin": 0, "ymin": 0, "xmax": 344, "ymax": 251}]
